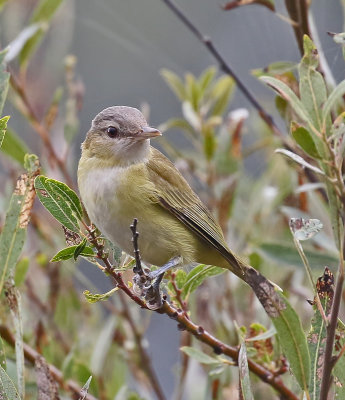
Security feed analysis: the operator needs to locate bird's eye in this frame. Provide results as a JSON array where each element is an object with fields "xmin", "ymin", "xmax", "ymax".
[{"xmin": 107, "ymin": 126, "xmax": 118, "ymax": 138}]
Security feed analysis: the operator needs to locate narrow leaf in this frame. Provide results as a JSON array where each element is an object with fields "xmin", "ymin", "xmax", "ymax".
[
  {"xmin": 34, "ymin": 176, "xmax": 83, "ymax": 233},
  {"xmin": 83, "ymin": 287, "xmax": 119, "ymax": 304},
  {"xmin": 14, "ymin": 257, "xmax": 29, "ymax": 287},
  {"xmin": 252, "ymin": 61, "xmax": 296, "ymax": 78},
  {"xmin": 51, "ymin": 245, "xmax": 94, "ymax": 262},
  {"xmin": 325, "ymin": 180, "xmax": 343, "ymax": 250},
  {"xmin": 308, "ymin": 268, "xmax": 334, "ymax": 399},
  {"xmin": 4, "ymin": 24, "xmax": 42, "ymax": 63},
  {"xmin": 0, "ymin": 169, "xmax": 39, "ymax": 295},
  {"xmin": 0, "ymin": 127, "xmax": 31, "ymax": 165},
  {"xmin": 19, "ymin": 0, "xmax": 64, "ymax": 67},
  {"xmin": 0, "ymin": 115, "xmax": 9, "ymax": 148},
  {"xmin": 322, "ymin": 79, "xmax": 345, "ymax": 129},
  {"xmin": 238, "ymin": 343, "xmax": 254, "ymax": 400},
  {"xmin": 180, "ymin": 346, "xmax": 220, "ymax": 365},
  {"xmin": 299, "ymin": 36, "xmax": 328, "ymax": 133},
  {"xmin": 290, "ymin": 122, "xmax": 321, "ymax": 159},
  {"xmin": 258, "ymin": 243, "xmax": 337, "ymax": 269},
  {"xmin": 0, "ymin": 49, "xmax": 9, "ymax": 116},
  {"xmin": 182, "ymin": 264, "xmax": 224, "ymax": 299},
  {"xmin": 272, "ymin": 292, "xmax": 311, "ymax": 391},
  {"xmin": 79, "ymin": 376, "xmax": 93, "ymax": 400},
  {"xmin": 275, "ymin": 148, "xmax": 325, "ymax": 175},
  {"xmin": 210, "ymin": 75, "xmax": 235, "ymax": 116},
  {"xmin": 260, "ymin": 76, "xmax": 311, "ymax": 125},
  {"xmin": 74, "ymin": 238, "xmax": 87, "ymax": 261},
  {"xmin": 0, "ymin": 365, "xmax": 20, "ymax": 400},
  {"xmin": 0, "ymin": 336, "xmax": 6, "ymax": 371},
  {"xmin": 160, "ymin": 69, "xmax": 186, "ymax": 101},
  {"xmin": 198, "ymin": 67, "xmax": 217, "ymax": 92}
]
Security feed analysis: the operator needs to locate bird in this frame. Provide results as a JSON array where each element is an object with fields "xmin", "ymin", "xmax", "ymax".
[{"xmin": 77, "ymin": 106, "xmax": 275, "ymax": 310}]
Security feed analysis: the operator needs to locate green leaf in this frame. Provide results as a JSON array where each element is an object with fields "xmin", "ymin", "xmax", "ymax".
[
  {"xmin": 210, "ymin": 75, "xmax": 234, "ymax": 116},
  {"xmin": 185, "ymin": 73, "xmax": 201, "ymax": 110},
  {"xmin": 180, "ymin": 346, "xmax": 220, "ymax": 365},
  {"xmin": 34, "ymin": 176, "xmax": 83, "ymax": 232},
  {"xmin": 182, "ymin": 264, "xmax": 224, "ymax": 299},
  {"xmin": 260, "ymin": 76, "xmax": 310, "ymax": 122},
  {"xmin": 322, "ymin": 79, "xmax": 345, "ymax": 130},
  {"xmin": 80, "ymin": 376, "xmax": 93, "ymax": 400},
  {"xmin": 198, "ymin": 67, "xmax": 217, "ymax": 92},
  {"xmin": 257, "ymin": 243, "xmax": 338, "ymax": 270},
  {"xmin": 251, "ymin": 61, "xmax": 296, "ymax": 78},
  {"xmin": 51, "ymin": 245, "xmax": 94, "ymax": 262},
  {"xmin": 0, "ymin": 49, "xmax": 9, "ymax": 117},
  {"xmin": 0, "ymin": 127, "xmax": 31, "ymax": 165},
  {"xmin": 0, "ymin": 116, "xmax": 9, "ymax": 148},
  {"xmin": 19, "ymin": 0, "xmax": 64, "ymax": 68},
  {"xmin": 0, "ymin": 172, "xmax": 37, "ymax": 295},
  {"xmin": 73, "ymin": 238, "xmax": 87, "ymax": 261},
  {"xmin": 299, "ymin": 35, "xmax": 330, "ymax": 138},
  {"xmin": 325, "ymin": 181, "xmax": 343, "ymax": 251},
  {"xmin": 160, "ymin": 69, "xmax": 186, "ymax": 101},
  {"xmin": 308, "ymin": 269, "xmax": 333, "ymax": 399},
  {"xmin": 4, "ymin": 24, "xmax": 42, "ymax": 63},
  {"xmin": 14, "ymin": 257, "xmax": 29, "ymax": 287},
  {"xmin": 238, "ymin": 343, "xmax": 254, "ymax": 400},
  {"xmin": 275, "ymin": 148, "xmax": 324, "ymax": 175},
  {"xmin": 83, "ymin": 288, "xmax": 119, "ymax": 304},
  {"xmin": 203, "ymin": 127, "xmax": 216, "ymax": 161},
  {"xmin": 72, "ymin": 362, "xmax": 98, "ymax": 397},
  {"xmin": 174, "ymin": 269, "xmax": 187, "ymax": 289},
  {"xmin": 272, "ymin": 292, "xmax": 310, "ymax": 391},
  {"xmin": 0, "ymin": 365, "xmax": 20, "ymax": 400},
  {"xmin": 0, "ymin": 337, "xmax": 6, "ymax": 371},
  {"xmin": 24, "ymin": 153, "xmax": 39, "ymax": 173},
  {"xmin": 291, "ymin": 122, "xmax": 321, "ymax": 159}
]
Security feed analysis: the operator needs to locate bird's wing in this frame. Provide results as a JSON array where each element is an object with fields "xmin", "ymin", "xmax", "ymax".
[{"xmin": 146, "ymin": 147, "xmax": 240, "ymax": 268}]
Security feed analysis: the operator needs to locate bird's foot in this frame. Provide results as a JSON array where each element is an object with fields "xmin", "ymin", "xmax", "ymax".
[{"xmin": 132, "ymin": 256, "xmax": 183, "ymax": 310}]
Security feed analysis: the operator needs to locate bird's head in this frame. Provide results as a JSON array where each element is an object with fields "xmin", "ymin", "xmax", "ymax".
[{"xmin": 82, "ymin": 106, "xmax": 161, "ymax": 166}]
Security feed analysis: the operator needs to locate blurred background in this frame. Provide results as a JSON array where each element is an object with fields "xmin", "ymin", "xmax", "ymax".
[{"xmin": 0, "ymin": 1, "xmax": 344, "ymax": 399}]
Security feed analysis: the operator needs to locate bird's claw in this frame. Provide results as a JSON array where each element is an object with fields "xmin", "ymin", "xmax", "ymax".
[{"xmin": 132, "ymin": 271, "xmax": 163, "ymax": 310}]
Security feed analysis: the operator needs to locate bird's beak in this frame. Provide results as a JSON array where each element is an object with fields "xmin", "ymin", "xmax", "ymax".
[{"xmin": 137, "ymin": 126, "xmax": 162, "ymax": 139}]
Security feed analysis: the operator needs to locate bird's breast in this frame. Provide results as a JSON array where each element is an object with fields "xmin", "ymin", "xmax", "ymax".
[{"xmin": 78, "ymin": 163, "xmax": 157, "ymax": 255}]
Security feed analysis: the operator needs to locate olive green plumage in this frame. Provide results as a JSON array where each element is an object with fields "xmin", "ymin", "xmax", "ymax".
[{"xmin": 78, "ymin": 106, "xmax": 245, "ymax": 277}]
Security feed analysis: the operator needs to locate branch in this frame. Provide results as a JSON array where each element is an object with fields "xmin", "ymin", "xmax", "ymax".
[
  {"xmin": 86, "ymin": 223, "xmax": 298, "ymax": 400},
  {"xmin": 319, "ymin": 236, "xmax": 345, "ymax": 399},
  {"xmin": 0, "ymin": 325, "xmax": 98, "ymax": 400},
  {"xmin": 160, "ymin": 0, "xmax": 285, "ymax": 141},
  {"xmin": 284, "ymin": 0, "xmax": 310, "ymax": 56}
]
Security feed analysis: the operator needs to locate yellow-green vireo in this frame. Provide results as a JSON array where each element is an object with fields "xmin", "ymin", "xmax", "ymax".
[{"xmin": 78, "ymin": 106, "xmax": 265, "ymax": 309}]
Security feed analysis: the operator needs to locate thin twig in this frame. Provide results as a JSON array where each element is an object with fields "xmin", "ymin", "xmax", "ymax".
[
  {"xmin": 160, "ymin": 0, "xmax": 285, "ymax": 141},
  {"xmin": 284, "ymin": 0, "xmax": 310, "ymax": 56},
  {"xmin": 85, "ymin": 221, "xmax": 298, "ymax": 400},
  {"xmin": 320, "ymin": 236, "xmax": 345, "ymax": 399},
  {"xmin": 0, "ymin": 325, "xmax": 98, "ymax": 400}
]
